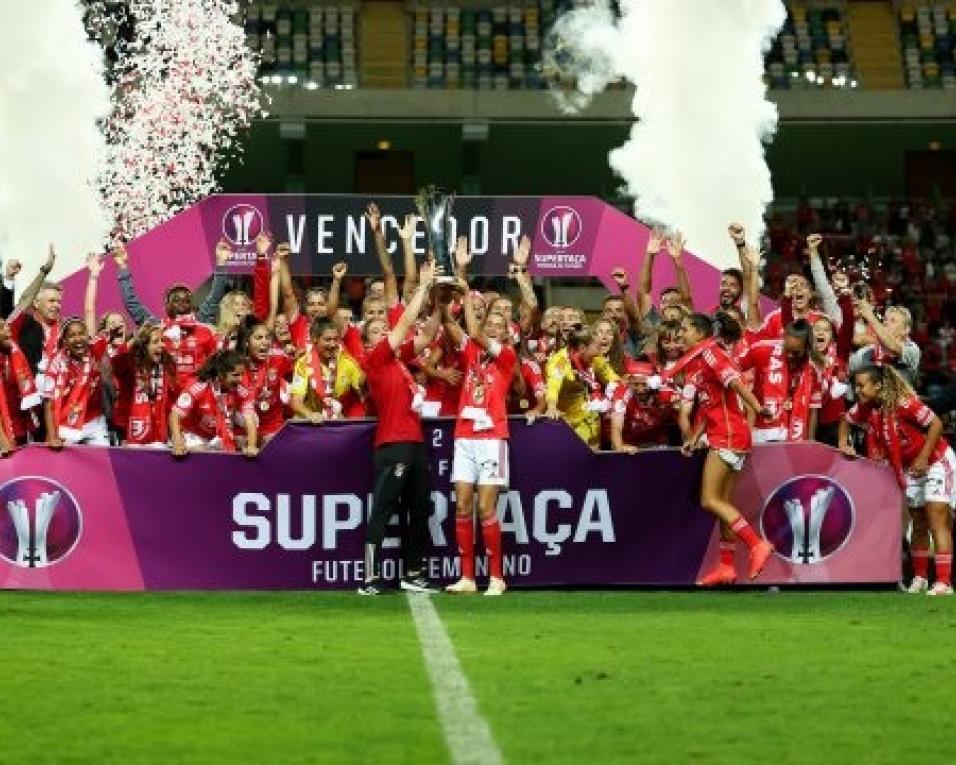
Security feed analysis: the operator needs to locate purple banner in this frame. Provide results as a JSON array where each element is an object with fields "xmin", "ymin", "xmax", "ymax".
[
  {"xmin": 0, "ymin": 421, "xmax": 901, "ymax": 591},
  {"xmin": 59, "ymin": 194, "xmax": 736, "ymax": 320}
]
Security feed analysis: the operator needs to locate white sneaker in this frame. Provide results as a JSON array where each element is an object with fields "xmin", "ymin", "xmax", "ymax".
[
  {"xmin": 926, "ymin": 582, "xmax": 954, "ymax": 597},
  {"xmin": 484, "ymin": 577, "xmax": 507, "ymax": 597},
  {"xmin": 905, "ymin": 576, "xmax": 929, "ymax": 594},
  {"xmin": 445, "ymin": 577, "xmax": 477, "ymax": 594}
]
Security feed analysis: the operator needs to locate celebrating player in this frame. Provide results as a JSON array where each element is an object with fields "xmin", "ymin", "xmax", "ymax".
[
  {"xmin": 169, "ymin": 350, "xmax": 258, "ymax": 458},
  {"xmin": 668, "ymin": 312, "xmax": 774, "ymax": 586},
  {"xmin": 841, "ymin": 366, "xmax": 954, "ymax": 595},
  {"xmin": 41, "ymin": 318, "xmax": 111, "ymax": 449},
  {"xmin": 442, "ymin": 263, "xmax": 517, "ymax": 596},
  {"xmin": 358, "ymin": 259, "xmax": 441, "ymax": 595},
  {"xmin": 109, "ymin": 323, "xmax": 178, "ymax": 447}
]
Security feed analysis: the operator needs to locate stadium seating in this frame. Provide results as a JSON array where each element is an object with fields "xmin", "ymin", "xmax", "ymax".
[
  {"xmin": 244, "ymin": 2, "xmax": 359, "ymax": 89},
  {"xmin": 411, "ymin": 1, "xmax": 568, "ymax": 90},
  {"xmin": 899, "ymin": 3, "xmax": 956, "ymax": 89},
  {"xmin": 765, "ymin": 3, "xmax": 856, "ymax": 89}
]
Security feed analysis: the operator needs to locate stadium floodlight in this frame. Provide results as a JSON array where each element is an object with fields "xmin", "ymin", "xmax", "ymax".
[
  {"xmin": 304, "ymin": 81, "xmax": 319, "ymax": 91},
  {"xmin": 286, "ymin": 75, "xmax": 298, "ymax": 85}
]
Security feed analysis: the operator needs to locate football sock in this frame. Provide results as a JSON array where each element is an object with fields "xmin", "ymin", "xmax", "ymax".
[
  {"xmin": 719, "ymin": 541, "xmax": 736, "ymax": 568},
  {"xmin": 912, "ymin": 547, "xmax": 930, "ymax": 579},
  {"xmin": 481, "ymin": 516, "xmax": 504, "ymax": 580},
  {"xmin": 730, "ymin": 517, "xmax": 762, "ymax": 551},
  {"xmin": 935, "ymin": 552, "xmax": 952, "ymax": 586},
  {"xmin": 456, "ymin": 516, "xmax": 475, "ymax": 580}
]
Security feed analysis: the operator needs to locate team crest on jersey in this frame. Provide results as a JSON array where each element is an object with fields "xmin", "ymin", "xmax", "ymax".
[{"xmin": 129, "ymin": 419, "xmax": 148, "ymax": 440}]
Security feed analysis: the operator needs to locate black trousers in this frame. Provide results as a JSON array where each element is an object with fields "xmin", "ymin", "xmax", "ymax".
[{"xmin": 365, "ymin": 442, "xmax": 432, "ymax": 582}]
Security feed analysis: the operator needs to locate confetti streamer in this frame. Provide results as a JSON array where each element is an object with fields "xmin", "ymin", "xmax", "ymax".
[{"xmin": 95, "ymin": 0, "xmax": 264, "ymax": 242}]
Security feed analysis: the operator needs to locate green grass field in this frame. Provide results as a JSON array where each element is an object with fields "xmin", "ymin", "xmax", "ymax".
[{"xmin": 2, "ymin": 591, "xmax": 954, "ymax": 764}]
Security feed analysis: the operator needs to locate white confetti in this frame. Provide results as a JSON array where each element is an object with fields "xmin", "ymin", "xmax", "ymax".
[{"xmin": 95, "ymin": 0, "xmax": 264, "ymax": 242}]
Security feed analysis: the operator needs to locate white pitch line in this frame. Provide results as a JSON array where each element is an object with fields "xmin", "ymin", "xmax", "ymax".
[{"xmin": 406, "ymin": 594, "xmax": 503, "ymax": 765}]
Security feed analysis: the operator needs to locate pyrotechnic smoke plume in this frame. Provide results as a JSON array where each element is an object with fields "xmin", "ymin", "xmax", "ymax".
[
  {"xmin": 0, "ymin": 0, "xmax": 110, "ymax": 281},
  {"xmin": 550, "ymin": 0, "xmax": 787, "ymax": 269}
]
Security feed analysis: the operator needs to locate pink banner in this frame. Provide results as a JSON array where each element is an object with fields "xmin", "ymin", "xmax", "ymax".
[{"xmin": 0, "ymin": 424, "xmax": 902, "ymax": 591}]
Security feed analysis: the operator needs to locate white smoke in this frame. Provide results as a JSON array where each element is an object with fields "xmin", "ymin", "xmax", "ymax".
[
  {"xmin": 551, "ymin": 0, "xmax": 787, "ymax": 269},
  {"xmin": 0, "ymin": 1, "xmax": 111, "ymax": 283}
]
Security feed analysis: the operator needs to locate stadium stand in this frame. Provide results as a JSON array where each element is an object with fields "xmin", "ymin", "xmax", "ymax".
[
  {"xmin": 765, "ymin": 3, "xmax": 856, "ymax": 88},
  {"xmin": 410, "ymin": 1, "xmax": 560, "ymax": 90},
  {"xmin": 245, "ymin": 1, "xmax": 359, "ymax": 89},
  {"xmin": 899, "ymin": 2, "xmax": 956, "ymax": 89}
]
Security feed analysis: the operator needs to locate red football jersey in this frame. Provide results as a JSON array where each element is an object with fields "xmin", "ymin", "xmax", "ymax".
[
  {"xmin": 173, "ymin": 378, "xmax": 254, "ymax": 449},
  {"xmin": 243, "ymin": 351, "xmax": 293, "ymax": 437},
  {"xmin": 455, "ymin": 338, "xmax": 517, "ymax": 440},
  {"xmin": 361, "ymin": 337, "xmax": 423, "ymax": 448},
  {"xmin": 42, "ymin": 336, "xmax": 109, "ymax": 430},
  {"xmin": 847, "ymin": 397, "xmax": 948, "ymax": 468},
  {"xmin": 681, "ymin": 339, "xmax": 751, "ymax": 452}
]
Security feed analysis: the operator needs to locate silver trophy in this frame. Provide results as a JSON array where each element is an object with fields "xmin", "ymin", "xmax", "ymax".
[
  {"xmin": 415, "ymin": 185, "xmax": 458, "ymax": 285},
  {"xmin": 6, "ymin": 490, "xmax": 60, "ymax": 568}
]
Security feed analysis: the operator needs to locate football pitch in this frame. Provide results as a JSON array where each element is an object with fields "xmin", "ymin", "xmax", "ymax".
[{"xmin": 2, "ymin": 590, "xmax": 954, "ymax": 764}]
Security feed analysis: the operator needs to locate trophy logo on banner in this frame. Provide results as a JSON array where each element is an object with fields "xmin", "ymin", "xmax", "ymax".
[
  {"xmin": 760, "ymin": 475, "xmax": 854, "ymax": 565},
  {"xmin": 415, "ymin": 185, "xmax": 458, "ymax": 285},
  {"xmin": 541, "ymin": 206, "xmax": 582, "ymax": 250},
  {"xmin": 222, "ymin": 203, "xmax": 264, "ymax": 247},
  {"xmin": 0, "ymin": 478, "xmax": 83, "ymax": 569}
]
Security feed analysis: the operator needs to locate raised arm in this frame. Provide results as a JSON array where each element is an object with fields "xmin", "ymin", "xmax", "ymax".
[
  {"xmin": 637, "ymin": 229, "xmax": 663, "ymax": 317},
  {"xmin": 15, "ymin": 245, "xmax": 56, "ymax": 314},
  {"xmin": 807, "ymin": 234, "xmax": 841, "ymax": 325},
  {"xmin": 510, "ymin": 235, "xmax": 539, "ymax": 332},
  {"xmin": 366, "ymin": 203, "xmax": 400, "ymax": 308},
  {"xmin": 114, "ymin": 243, "xmax": 158, "ymax": 326},
  {"xmin": 610, "ymin": 267, "xmax": 643, "ymax": 333},
  {"xmin": 388, "ymin": 260, "xmax": 435, "ymax": 351},
  {"xmin": 266, "ymin": 256, "xmax": 281, "ymax": 330},
  {"xmin": 740, "ymin": 244, "xmax": 763, "ymax": 329},
  {"xmin": 197, "ymin": 240, "xmax": 233, "ymax": 324},
  {"xmin": 399, "ymin": 214, "xmax": 419, "ymax": 302},
  {"xmin": 415, "ymin": 302, "xmax": 442, "ymax": 356},
  {"xmin": 666, "ymin": 232, "xmax": 694, "ymax": 310},
  {"xmin": 858, "ymin": 300, "xmax": 903, "ymax": 356},
  {"xmin": 328, "ymin": 261, "xmax": 346, "ymax": 321},
  {"xmin": 84, "ymin": 254, "xmax": 104, "ymax": 337},
  {"xmin": 1, "ymin": 259, "xmax": 20, "ymax": 319},
  {"xmin": 276, "ymin": 242, "xmax": 300, "ymax": 321}
]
